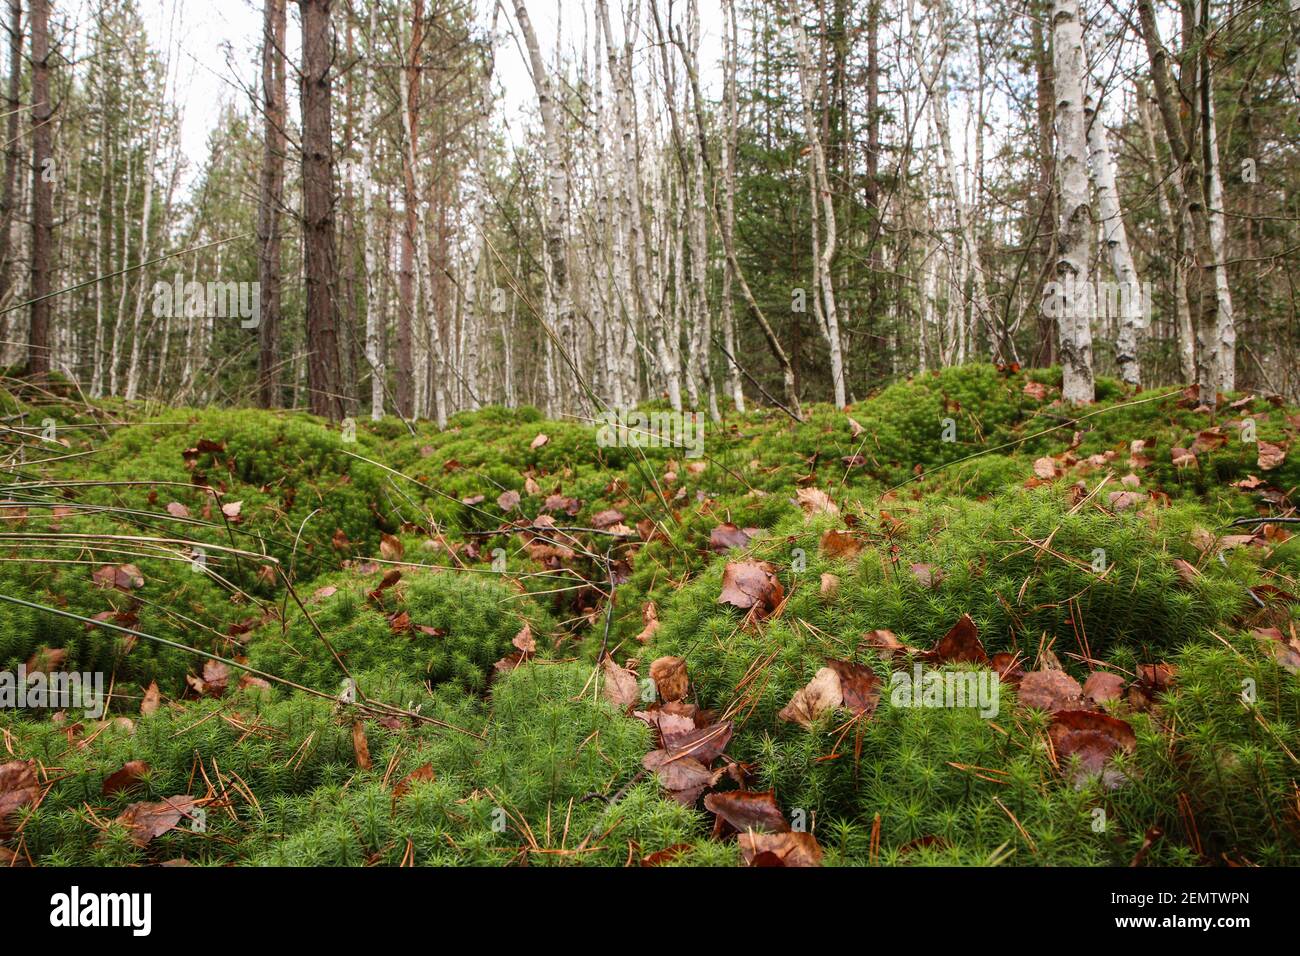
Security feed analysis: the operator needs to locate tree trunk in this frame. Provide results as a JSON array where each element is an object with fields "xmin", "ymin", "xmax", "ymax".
[
  {"xmin": 786, "ymin": 0, "xmax": 847, "ymax": 408},
  {"xmin": 357, "ymin": 0, "xmax": 384, "ymax": 420},
  {"xmin": 513, "ymin": 0, "xmax": 578, "ymax": 415},
  {"xmin": 28, "ymin": 0, "xmax": 52, "ymax": 378},
  {"xmin": 1051, "ymin": 0, "xmax": 1095, "ymax": 403},
  {"xmin": 298, "ymin": 0, "xmax": 344, "ymax": 419},
  {"xmin": 1137, "ymin": 0, "xmax": 1219, "ymax": 407},
  {"xmin": 257, "ymin": 0, "xmax": 287, "ymax": 408},
  {"xmin": 0, "ymin": 0, "xmax": 20, "ymax": 317},
  {"xmin": 1084, "ymin": 41, "xmax": 1143, "ymax": 386}
]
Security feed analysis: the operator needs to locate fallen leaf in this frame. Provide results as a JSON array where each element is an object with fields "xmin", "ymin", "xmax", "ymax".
[
  {"xmin": 635, "ymin": 602, "xmax": 661, "ymax": 644},
  {"xmin": 819, "ymin": 573, "xmax": 840, "ymax": 600},
  {"xmin": 530, "ymin": 433, "xmax": 549, "ymax": 450},
  {"xmin": 1049, "ymin": 710, "xmax": 1136, "ymax": 788},
  {"xmin": 116, "ymin": 795, "xmax": 200, "ymax": 846},
  {"xmin": 717, "ymin": 560, "xmax": 784, "ymax": 617},
  {"xmin": 825, "ymin": 659, "xmax": 881, "ymax": 716},
  {"xmin": 221, "ymin": 500, "xmax": 243, "ymax": 519},
  {"xmin": 102, "ymin": 760, "xmax": 149, "ymax": 796},
  {"xmin": 0, "ymin": 760, "xmax": 39, "ymax": 836},
  {"xmin": 165, "ymin": 502, "xmax": 189, "ymax": 518},
  {"xmin": 862, "ymin": 628, "xmax": 908, "ymax": 660},
  {"xmin": 738, "ymin": 831, "xmax": 823, "ymax": 867},
  {"xmin": 709, "ymin": 523, "xmax": 757, "ymax": 553},
  {"xmin": 392, "ymin": 764, "xmax": 435, "ymax": 801},
  {"xmin": 497, "ymin": 490, "xmax": 521, "ymax": 511},
  {"xmin": 703, "ymin": 790, "xmax": 790, "ymax": 833},
  {"xmin": 909, "ymin": 563, "xmax": 944, "ymax": 588},
  {"xmin": 924, "ymin": 614, "xmax": 987, "ymax": 665},
  {"xmin": 1257, "ymin": 441, "xmax": 1285, "ymax": 471},
  {"xmin": 352, "ymin": 721, "xmax": 372, "ymax": 769},
  {"xmin": 141, "ymin": 681, "xmax": 161, "ymax": 715},
  {"xmin": 1017, "ymin": 670, "xmax": 1084, "ymax": 712},
  {"xmin": 796, "ymin": 487, "xmax": 839, "ymax": 516},
  {"xmin": 1082, "ymin": 671, "xmax": 1127, "ymax": 706},
  {"xmin": 380, "ymin": 533, "xmax": 404, "ymax": 561},
  {"xmin": 602, "ymin": 657, "xmax": 640, "ymax": 710},
  {"xmin": 650, "ymin": 656, "xmax": 690, "ymax": 702},
  {"xmin": 779, "ymin": 667, "xmax": 843, "ymax": 728},
  {"xmin": 820, "ymin": 528, "xmax": 863, "ymax": 559}
]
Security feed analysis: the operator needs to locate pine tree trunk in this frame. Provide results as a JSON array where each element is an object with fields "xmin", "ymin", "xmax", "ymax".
[
  {"xmin": 28, "ymin": 0, "xmax": 52, "ymax": 378},
  {"xmin": 256, "ymin": 0, "xmax": 287, "ymax": 408},
  {"xmin": 298, "ymin": 0, "xmax": 344, "ymax": 420}
]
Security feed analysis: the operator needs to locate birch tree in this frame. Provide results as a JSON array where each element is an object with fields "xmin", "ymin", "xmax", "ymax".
[
  {"xmin": 1051, "ymin": 0, "xmax": 1095, "ymax": 403},
  {"xmin": 1085, "ymin": 42, "xmax": 1142, "ymax": 386},
  {"xmin": 786, "ymin": 0, "xmax": 847, "ymax": 408}
]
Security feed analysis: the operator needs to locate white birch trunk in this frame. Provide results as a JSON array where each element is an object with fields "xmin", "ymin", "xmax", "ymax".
[{"xmin": 1052, "ymin": 0, "xmax": 1095, "ymax": 403}]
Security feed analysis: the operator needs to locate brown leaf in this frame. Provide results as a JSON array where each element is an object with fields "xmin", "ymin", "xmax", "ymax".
[
  {"xmin": 779, "ymin": 667, "xmax": 843, "ymax": 728},
  {"xmin": 847, "ymin": 415, "xmax": 865, "ymax": 438},
  {"xmin": 352, "ymin": 721, "xmax": 372, "ymax": 769},
  {"xmin": 1171, "ymin": 447, "xmax": 1197, "ymax": 468},
  {"xmin": 1082, "ymin": 671, "xmax": 1127, "ymax": 706},
  {"xmin": 1033, "ymin": 456, "xmax": 1059, "ymax": 480},
  {"xmin": 635, "ymin": 602, "xmax": 661, "ymax": 644},
  {"xmin": 25, "ymin": 646, "xmax": 66, "ymax": 674},
  {"xmin": 738, "ymin": 831, "xmax": 823, "ymax": 867},
  {"xmin": 924, "ymin": 614, "xmax": 988, "ymax": 665},
  {"xmin": 1023, "ymin": 381, "xmax": 1050, "ymax": 401},
  {"xmin": 703, "ymin": 790, "xmax": 790, "ymax": 833},
  {"xmin": 592, "ymin": 508, "xmax": 625, "ymax": 529},
  {"xmin": 642, "ymin": 750, "xmax": 717, "ymax": 804},
  {"xmin": 709, "ymin": 523, "xmax": 757, "ymax": 553},
  {"xmin": 796, "ymin": 487, "xmax": 839, "ymax": 516},
  {"xmin": 221, "ymin": 500, "xmax": 243, "ymax": 519},
  {"xmin": 116, "ymin": 795, "xmax": 200, "ymax": 846},
  {"xmin": 392, "ymin": 764, "xmax": 435, "ymax": 801},
  {"xmin": 650, "ymin": 656, "xmax": 690, "ymax": 702},
  {"xmin": 660, "ymin": 720, "xmax": 734, "ymax": 764},
  {"xmin": 1017, "ymin": 670, "xmax": 1084, "ymax": 712},
  {"xmin": 529, "ymin": 432, "xmax": 549, "ymax": 450},
  {"xmin": 825, "ymin": 659, "xmax": 881, "ymax": 717},
  {"xmin": 165, "ymin": 501, "xmax": 189, "ymax": 518},
  {"xmin": 0, "ymin": 760, "xmax": 40, "ymax": 836},
  {"xmin": 862, "ymin": 628, "xmax": 908, "ymax": 660},
  {"xmin": 1171, "ymin": 558, "xmax": 1200, "ymax": 585},
  {"xmin": 819, "ymin": 573, "xmax": 840, "ymax": 600},
  {"xmin": 379, "ymin": 533, "xmax": 404, "ymax": 561},
  {"xmin": 909, "ymin": 563, "xmax": 944, "ymax": 588},
  {"xmin": 1107, "ymin": 490, "xmax": 1146, "ymax": 511},
  {"xmin": 496, "ymin": 490, "xmax": 521, "ymax": 511},
  {"xmin": 1257, "ymin": 440, "xmax": 1286, "ymax": 471},
  {"xmin": 717, "ymin": 560, "xmax": 784, "ymax": 617},
  {"xmin": 641, "ymin": 844, "xmax": 692, "ymax": 866},
  {"xmin": 991, "ymin": 652, "xmax": 1025, "ymax": 684},
  {"xmin": 102, "ymin": 760, "xmax": 150, "ymax": 796},
  {"xmin": 1049, "ymin": 710, "xmax": 1137, "ymax": 788},
  {"xmin": 141, "ymin": 681, "xmax": 161, "ymax": 716},
  {"xmin": 602, "ymin": 657, "xmax": 640, "ymax": 710},
  {"xmin": 820, "ymin": 528, "xmax": 863, "ymax": 559}
]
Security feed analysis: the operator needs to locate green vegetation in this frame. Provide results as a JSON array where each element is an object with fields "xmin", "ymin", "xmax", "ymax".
[{"xmin": 1, "ymin": 365, "xmax": 1297, "ymax": 867}]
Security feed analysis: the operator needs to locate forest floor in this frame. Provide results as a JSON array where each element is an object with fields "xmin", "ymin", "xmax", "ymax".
[{"xmin": 0, "ymin": 364, "xmax": 1297, "ymax": 867}]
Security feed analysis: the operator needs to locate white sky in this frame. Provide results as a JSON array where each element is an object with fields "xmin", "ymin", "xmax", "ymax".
[{"xmin": 61, "ymin": 0, "xmax": 725, "ymax": 194}]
